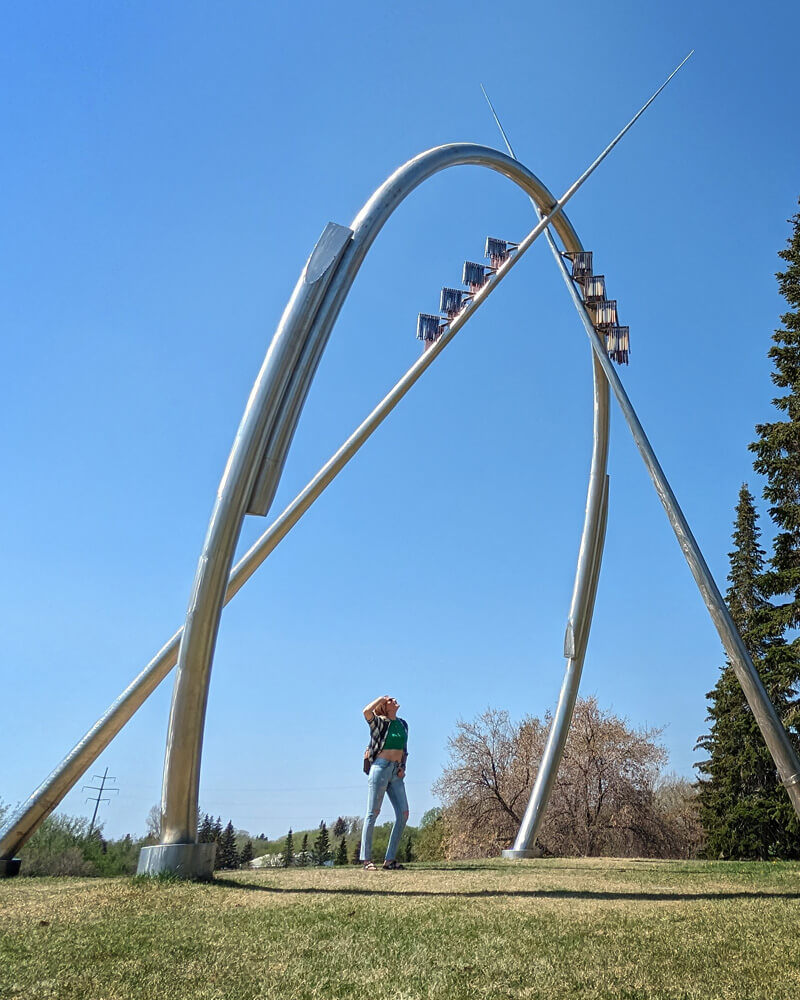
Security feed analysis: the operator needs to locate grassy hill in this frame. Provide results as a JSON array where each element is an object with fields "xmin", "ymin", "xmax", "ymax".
[{"xmin": 2, "ymin": 858, "xmax": 800, "ymax": 999}]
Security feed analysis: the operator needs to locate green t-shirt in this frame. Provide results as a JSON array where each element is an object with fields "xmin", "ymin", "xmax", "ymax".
[{"xmin": 382, "ymin": 718, "xmax": 407, "ymax": 751}]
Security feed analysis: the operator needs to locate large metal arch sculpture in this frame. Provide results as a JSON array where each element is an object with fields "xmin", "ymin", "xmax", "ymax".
[
  {"xmin": 146, "ymin": 144, "xmax": 610, "ymax": 874},
  {"xmin": 0, "ymin": 144, "xmax": 608, "ymax": 877},
  {"xmin": 2, "ymin": 60, "xmax": 800, "ymax": 875}
]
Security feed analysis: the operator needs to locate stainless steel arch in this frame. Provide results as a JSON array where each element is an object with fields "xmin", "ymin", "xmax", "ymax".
[
  {"xmin": 137, "ymin": 144, "xmax": 610, "ymax": 875},
  {"xmin": 5, "ymin": 57, "xmax": 798, "ymax": 879},
  {"xmin": 2, "ymin": 63, "xmax": 696, "ymax": 873},
  {"xmin": 0, "ymin": 142, "xmax": 607, "ymax": 874}
]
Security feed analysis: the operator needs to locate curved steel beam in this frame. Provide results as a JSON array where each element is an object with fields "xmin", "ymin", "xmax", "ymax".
[
  {"xmin": 479, "ymin": 86, "xmax": 612, "ymax": 856},
  {"xmin": 553, "ymin": 251, "xmax": 800, "ymax": 815},
  {"xmin": 509, "ymin": 239, "xmax": 800, "ymax": 856}
]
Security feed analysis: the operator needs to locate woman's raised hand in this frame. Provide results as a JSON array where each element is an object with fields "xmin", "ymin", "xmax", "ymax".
[{"xmin": 363, "ymin": 694, "xmax": 391, "ymax": 719}]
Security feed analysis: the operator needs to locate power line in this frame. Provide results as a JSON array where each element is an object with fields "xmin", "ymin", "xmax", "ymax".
[{"xmin": 82, "ymin": 766, "xmax": 119, "ymax": 834}]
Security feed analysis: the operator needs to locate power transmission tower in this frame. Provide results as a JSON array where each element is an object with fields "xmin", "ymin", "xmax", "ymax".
[{"xmin": 82, "ymin": 767, "xmax": 118, "ymax": 834}]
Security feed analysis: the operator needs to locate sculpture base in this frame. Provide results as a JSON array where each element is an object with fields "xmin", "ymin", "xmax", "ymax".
[
  {"xmin": 137, "ymin": 842, "xmax": 216, "ymax": 879},
  {"xmin": 0, "ymin": 858, "xmax": 21, "ymax": 878},
  {"xmin": 501, "ymin": 848, "xmax": 541, "ymax": 860}
]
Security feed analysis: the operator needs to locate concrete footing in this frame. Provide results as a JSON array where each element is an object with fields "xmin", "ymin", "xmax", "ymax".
[
  {"xmin": 0, "ymin": 858, "xmax": 21, "ymax": 878},
  {"xmin": 136, "ymin": 842, "xmax": 216, "ymax": 879},
  {"xmin": 501, "ymin": 847, "xmax": 541, "ymax": 860}
]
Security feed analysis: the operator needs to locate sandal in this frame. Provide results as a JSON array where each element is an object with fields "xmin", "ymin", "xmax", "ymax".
[
  {"xmin": 382, "ymin": 860, "xmax": 405, "ymax": 870},
  {"xmin": 363, "ymin": 861, "xmax": 377, "ymax": 870}
]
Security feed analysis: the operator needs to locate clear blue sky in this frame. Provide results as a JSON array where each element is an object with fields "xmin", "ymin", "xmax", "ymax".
[{"xmin": 2, "ymin": 1, "xmax": 798, "ymax": 841}]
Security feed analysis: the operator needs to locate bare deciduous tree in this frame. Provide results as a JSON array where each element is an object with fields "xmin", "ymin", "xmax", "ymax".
[
  {"xmin": 435, "ymin": 697, "xmax": 701, "ymax": 859},
  {"xmin": 654, "ymin": 775, "xmax": 705, "ymax": 859},
  {"xmin": 544, "ymin": 697, "xmax": 667, "ymax": 857},
  {"xmin": 145, "ymin": 804, "xmax": 161, "ymax": 841},
  {"xmin": 433, "ymin": 708, "xmax": 547, "ymax": 858}
]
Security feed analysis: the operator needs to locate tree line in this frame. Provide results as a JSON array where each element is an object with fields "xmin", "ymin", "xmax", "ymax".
[
  {"xmin": 197, "ymin": 814, "xmax": 254, "ymax": 870},
  {"xmin": 0, "ymin": 800, "xmax": 419, "ymax": 876},
  {"xmin": 265, "ymin": 817, "xmax": 415, "ymax": 868}
]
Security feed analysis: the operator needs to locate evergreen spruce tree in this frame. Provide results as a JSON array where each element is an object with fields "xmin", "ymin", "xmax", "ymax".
[
  {"xmin": 283, "ymin": 828, "xmax": 295, "ymax": 867},
  {"xmin": 403, "ymin": 836, "xmax": 414, "ymax": 863},
  {"xmin": 239, "ymin": 840, "xmax": 254, "ymax": 868},
  {"xmin": 205, "ymin": 815, "xmax": 224, "ymax": 869},
  {"xmin": 351, "ymin": 840, "xmax": 361, "ymax": 865},
  {"xmin": 750, "ymin": 201, "xmax": 800, "ymax": 650},
  {"xmin": 332, "ymin": 816, "xmax": 347, "ymax": 838},
  {"xmin": 198, "ymin": 813, "xmax": 214, "ymax": 843},
  {"xmin": 312, "ymin": 820, "xmax": 331, "ymax": 866},
  {"xmin": 696, "ymin": 485, "xmax": 800, "ymax": 858},
  {"xmin": 296, "ymin": 832, "xmax": 309, "ymax": 867},
  {"xmin": 217, "ymin": 820, "xmax": 240, "ymax": 870},
  {"xmin": 212, "ymin": 816, "xmax": 223, "ymax": 842},
  {"xmin": 335, "ymin": 836, "xmax": 348, "ymax": 865}
]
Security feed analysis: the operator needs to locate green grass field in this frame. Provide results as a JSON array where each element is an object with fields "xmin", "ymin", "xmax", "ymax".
[{"xmin": 2, "ymin": 858, "xmax": 799, "ymax": 999}]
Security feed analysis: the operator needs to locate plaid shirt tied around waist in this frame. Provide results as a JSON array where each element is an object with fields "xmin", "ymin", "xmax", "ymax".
[{"xmin": 365, "ymin": 715, "xmax": 409, "ymax": 772}]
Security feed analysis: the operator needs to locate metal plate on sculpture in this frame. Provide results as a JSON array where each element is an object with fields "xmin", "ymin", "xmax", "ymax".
[{"xmin": 305, "ymin": 222, "xmax": 352, "ymax": 285}]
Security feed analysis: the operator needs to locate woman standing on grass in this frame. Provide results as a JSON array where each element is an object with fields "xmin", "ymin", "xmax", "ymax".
[{"xmin": 360, "ymin": 694, "xmax": 409, "ymax": 870}]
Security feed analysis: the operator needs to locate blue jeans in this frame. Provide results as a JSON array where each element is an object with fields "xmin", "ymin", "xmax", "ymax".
[{"xmin": 360, "ymin": 759, "xmax": 409, "ymax": 862}]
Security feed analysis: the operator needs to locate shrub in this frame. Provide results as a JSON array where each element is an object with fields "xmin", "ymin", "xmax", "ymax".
[{"xmin": 19, "ymin": 813, "xmax": 145, "ymax": 877}]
